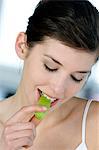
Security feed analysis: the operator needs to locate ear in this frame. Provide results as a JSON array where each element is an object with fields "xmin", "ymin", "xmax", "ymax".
[{"xmin": 15, "ymin": 32, "xmax": 29, "ymax": 60}]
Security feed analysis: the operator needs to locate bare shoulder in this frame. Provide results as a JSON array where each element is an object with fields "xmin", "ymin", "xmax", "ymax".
[
  {"xmin": 73, "ymin": 96, "xmax": 99, "ymax": 115},
  {"xmin": 0, "ymin": 97, "xmax": 12, "ymax": 113},
  {"xmin": 73, "ymin": 97, "xmax": 99, "ymax": 149},
  {"xmin": 86, "ymin": 99, "xmax": 99, "ymax": 149},
  {"xmin": 71, "ymin": 96, "xmax": 99, "ymax": 130},
  {"xmin": 0, "ymin": 96, "xmax": 15, "ymax": 123},
  {"xmin": 0, "ymin": 103, "xmax": 5, "ymax": 136}
]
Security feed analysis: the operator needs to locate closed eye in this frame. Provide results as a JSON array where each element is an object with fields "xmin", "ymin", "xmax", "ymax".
[
  {"xmin": 44, "ymin": 64, "xmax": 58, "ymax": 72},
  {"xmin": 71, "ymin": 75, "xmax": 83, "ymax": 82}
]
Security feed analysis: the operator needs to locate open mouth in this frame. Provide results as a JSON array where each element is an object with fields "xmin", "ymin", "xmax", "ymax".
[
  {"xmin": 50, "ymin": 99, "xmax": 59, "ymax": 107},
  {"xmin": 38, "ymin": 89, "xmax": 59, "ymax": 107}
]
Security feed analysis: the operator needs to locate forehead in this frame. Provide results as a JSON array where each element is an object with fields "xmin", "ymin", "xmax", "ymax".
[{"xmin": 40, "ymin": 38, "xmax": 97, "ymax": 71}]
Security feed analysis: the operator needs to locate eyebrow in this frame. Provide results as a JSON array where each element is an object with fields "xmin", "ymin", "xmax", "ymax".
[
  {"xmin": 76, "ymin": 71, "xmax": 90, "ymax": 74},
  {"xmin": 44, "ymin": 54, "xmax": 63, "ymax": 66},
  {"xmin": 44, "ymin": 54, "xmax": 90, "ymax": 74}
]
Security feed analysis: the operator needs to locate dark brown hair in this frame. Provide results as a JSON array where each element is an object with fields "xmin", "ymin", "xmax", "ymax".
[{"xmin": 26, "ymin": 0, "xmax": 99, "ymax": 53}]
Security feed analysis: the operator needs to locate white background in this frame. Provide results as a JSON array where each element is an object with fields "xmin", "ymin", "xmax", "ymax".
[
  {"xmin": 0, "ymin": 0, "xmax": 99, "ymax": 66},
  {"xmin": 0, "ymin": 0, "xmax": 99, "ymax": 100},
  {"xmin": 0, "ymin": 0, "xmax": 40, "ymax": 66}
]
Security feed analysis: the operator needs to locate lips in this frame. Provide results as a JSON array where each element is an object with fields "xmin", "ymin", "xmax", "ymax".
[
  {"xmin": 50, "ymin": 99, "xmax": 59, "ymax": 107},
  {"xmin": 38, "ymin": 89, "xmax": 60, "ymax": 107}
]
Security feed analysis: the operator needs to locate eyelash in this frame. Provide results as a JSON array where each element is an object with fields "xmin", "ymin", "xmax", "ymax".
[
  {"xmin": 44, "ymin": 64, "xmax": 58, "ymax": 72},
  {"xmin": 71, "ymin": 75, "xmax": 83, "ymax": 82},
  {"xmin": 44, "ymin": 64, "xmax": 83, "ymax": 82}
]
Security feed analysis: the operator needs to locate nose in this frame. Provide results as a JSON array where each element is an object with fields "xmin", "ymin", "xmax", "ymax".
[{"xmin": 50, "ymin": 76, "xmax": 67, "ymax": 99}]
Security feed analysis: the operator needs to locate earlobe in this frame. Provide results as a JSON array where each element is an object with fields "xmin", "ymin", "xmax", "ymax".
[{"xmin": 15, "ymin": 32, "xmax": 29, "ymax": 60}]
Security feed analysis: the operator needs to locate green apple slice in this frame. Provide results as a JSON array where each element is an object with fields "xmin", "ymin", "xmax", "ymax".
[{"xmin": 34, "ymin": 94, "xmax": 51, "ymax": 120}]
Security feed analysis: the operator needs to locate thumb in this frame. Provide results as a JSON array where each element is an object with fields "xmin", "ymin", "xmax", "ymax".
[{"xmin": 6, "ymin": 105, "xmax": 46, "ymax": 125}]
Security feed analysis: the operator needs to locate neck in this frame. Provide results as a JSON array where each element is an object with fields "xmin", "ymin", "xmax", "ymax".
[{"xmin": 37, "ymin": 98, "xmax": 78, "ymax": 130}]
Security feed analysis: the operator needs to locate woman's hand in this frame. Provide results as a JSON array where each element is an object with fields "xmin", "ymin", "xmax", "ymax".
[{"xmin": 0, "ymin": 105, "xmax": 47, "ymax": 150}]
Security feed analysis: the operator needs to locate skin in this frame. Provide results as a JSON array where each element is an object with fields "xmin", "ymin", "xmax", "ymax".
[{"xmin": 0, "ymin": 33, "xmax": 99, "ymax": 150}]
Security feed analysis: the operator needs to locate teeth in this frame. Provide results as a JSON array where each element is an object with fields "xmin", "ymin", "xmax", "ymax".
[{"xmin": 42, "ymin": 92, "xmax": 56, "ymax": 102}]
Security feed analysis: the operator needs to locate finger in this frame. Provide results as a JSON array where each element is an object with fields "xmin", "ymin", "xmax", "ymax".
[
  {"xmin": 8, "ymin": 137, "xmax": 33, "ymax": 149},
  {"xmin": 4, "ymin": 122, "xmax": 35, "ymax": 134},
  {"xmin": 6, "ymin": 129, "xmax": 35, "ymax": 141},
  {"xmin": 6, "ymin": 105, "xmax": 47, "ymax": 124}
]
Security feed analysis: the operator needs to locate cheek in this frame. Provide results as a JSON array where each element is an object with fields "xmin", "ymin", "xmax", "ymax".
[
  {"xmin": 28, "ymin": 65, "xmax": 50, "ymax": 86},
  {"xmin": 65, "ymin": 82, "xmax": 85, "ymax": 98},
  {"xmin": 22, "ymin": 64, "xmax": 50, "ymax": 100}
]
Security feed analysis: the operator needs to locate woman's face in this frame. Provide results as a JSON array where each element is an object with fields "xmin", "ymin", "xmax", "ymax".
[{"xmin": 17, "ymin": 37, "xmax": 97, "ymax": 106}]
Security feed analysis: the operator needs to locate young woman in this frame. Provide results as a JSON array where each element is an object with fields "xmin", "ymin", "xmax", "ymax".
[{"xmin": 0, "ymin": 0, "xmax": 99, "ymax": 149}]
